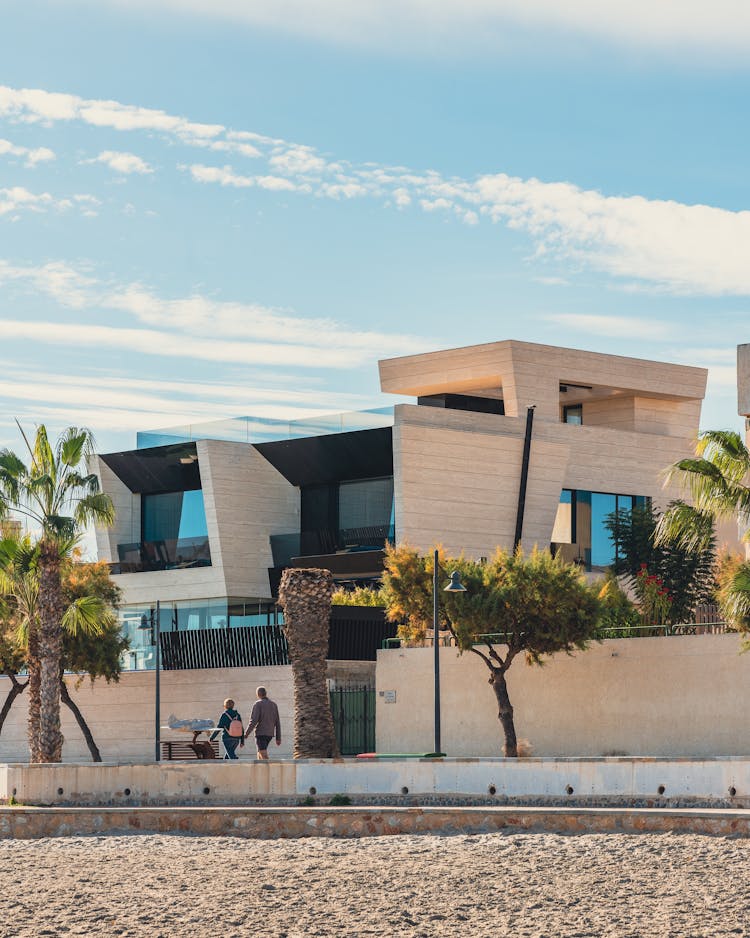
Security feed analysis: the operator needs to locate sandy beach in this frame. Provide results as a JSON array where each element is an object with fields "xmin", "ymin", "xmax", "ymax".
[{"xmin": 0, "ymin": 830, "xmax": 748, "ymax": 937}]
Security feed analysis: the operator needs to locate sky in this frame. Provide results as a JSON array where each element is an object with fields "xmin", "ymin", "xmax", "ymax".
[{"xmin": 1, "ymin": 0, "xmax": 749, "ymax": 462}]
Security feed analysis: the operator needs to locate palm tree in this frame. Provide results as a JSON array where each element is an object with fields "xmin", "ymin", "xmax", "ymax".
[
  {"xmin": 0, "ymin": 425, "xmax": 114, "ymax": 762},
  {"xmin": 278, "ymin": 567, "xmax": 339, "ymax": 759},
  {"xmin": 656, "ymin": 429, "xmax": 750, "ymax": 637},
  {"xmin": 0, "ymin": 536, "xmax": 110, "ymax": 760}
]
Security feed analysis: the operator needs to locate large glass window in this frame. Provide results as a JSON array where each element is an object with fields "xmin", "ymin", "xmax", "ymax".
[
  {"xmin": 339, "ymin": 477, "xmax": 394, "ymax": 531},
  {"xmin": 563, "ymin": 404, "xmax": 583, "ymax": 425},
  {"xmin": 141, "ymin": 489, "xmax": 210, "ymax": 568},
  {"xmin": 118, "ymin": 598, "xmax": 283, "ymax": 669},
  {"xmin": 552, "ymin": 489, "xmax": 645, "ymax": 570}
]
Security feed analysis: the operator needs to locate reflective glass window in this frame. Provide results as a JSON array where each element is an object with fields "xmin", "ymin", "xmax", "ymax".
[
  {"xmin": 141, "ymin": 489, "xmax": 210, "ymax": 568},
  {"xmin": 563, "ymin": 404, "xmax": 583, "ymax": 425},
  {"xmin": 339, "ymin": 477, "xmax": 394, "ymax": 530}
]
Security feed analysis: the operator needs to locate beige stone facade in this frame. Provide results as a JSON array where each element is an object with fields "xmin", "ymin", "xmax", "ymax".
[{"xmin": 381, "ymin": 340, "xmax": 709, "ymax": 559}]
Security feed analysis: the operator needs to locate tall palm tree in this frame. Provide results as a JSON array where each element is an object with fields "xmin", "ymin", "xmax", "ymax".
[
  {"xmin": 0, "ymin": 536, "xmax": 109, "ymax": 760},
  {"xmin": 656, "ymin": 429, "xmax": 750, "ymax": 635},
  {"xmin": 278, "ymin": 567, "xmax": 338, "ymax": 759},
  {"xmin": 0, "ymin": 425, "xmax": 114, "ymax": 762}
]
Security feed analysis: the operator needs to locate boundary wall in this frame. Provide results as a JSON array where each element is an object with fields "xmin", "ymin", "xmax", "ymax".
[
  {"xmin": 376, "ymin": 634, "xmax": 750, "ymax": 758},
  {"xmin": 2, "ymin": 805, "xmax": 749, "ymax": 839}
]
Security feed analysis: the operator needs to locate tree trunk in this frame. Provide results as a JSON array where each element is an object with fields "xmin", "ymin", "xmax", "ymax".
[
  {"xmin": 60, "ymin": 678, "xmax": 102, "ymax": 762},
  {"xmin": 37, "ymin": 540, "xmax": 65, "ymax": 763},
  {"xmin": 278, "ymin": 568, "xmax": 339, "ymax": 759},
  {"xmin": 490, "ymin": 668, "xmax": 518, "ymax": 758},
  {"xmin": 0, "ymin": 673, "xmax": 27, "ymax": 737},
  {"xmin": 27, "ymin": 628, "xmax": 41, "ymax": 762}
]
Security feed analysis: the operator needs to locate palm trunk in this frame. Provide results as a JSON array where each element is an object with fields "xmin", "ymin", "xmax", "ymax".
[
  {"xmin": 490, "ymin": 668, "xmax": 518, "ymax": 758},
  {"xmin": 0, "ymin": 673, "xmax": 27, "ymax": 737},
  {"xmin": 60, "ymin": 678, "xmax": 101, "ymax": 762},
  {"xmin": 278, "ymin": 568, "xmax": 339, "ymax": 759},
  {"xmin": 37, "ymin": 540, "xmax": 64, "ymax": 763},
  {"xmin": 27, "ymin": 629, "xmax": 41, "ymax": 762}
]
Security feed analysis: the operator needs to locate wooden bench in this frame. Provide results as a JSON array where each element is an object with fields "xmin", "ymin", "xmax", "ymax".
[{"xmin": 160, "ymin": 739, "xmax": 220, "ymax": 760}]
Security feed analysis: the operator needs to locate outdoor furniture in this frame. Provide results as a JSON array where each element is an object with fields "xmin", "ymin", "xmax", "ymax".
[{"xmin": 161, "ymin": 735, "xmax": 220, "ymax": 760}]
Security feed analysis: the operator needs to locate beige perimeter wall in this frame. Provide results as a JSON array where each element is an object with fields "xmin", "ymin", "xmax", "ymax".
[
  {"xmin": 0, "ymin": 666, "xmax": 294, "ymax": 763},
  {"xmin": 376, "ymin": 634, "xmax": 750, "ymax": 758}
]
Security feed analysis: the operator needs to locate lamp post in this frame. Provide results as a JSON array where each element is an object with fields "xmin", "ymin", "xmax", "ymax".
[
  {"xmin": 433, "ymin": 549, "xmax": 466, "ymax": 756},
  {"xmin": 137, "ymin": 601, "xmax": 162, "ymax": 761}
]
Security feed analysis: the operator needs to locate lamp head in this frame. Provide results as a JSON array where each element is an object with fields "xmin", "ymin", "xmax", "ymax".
[{"xmin": 444, "ymin": 571, "xmax": 467, "ymax": 593}]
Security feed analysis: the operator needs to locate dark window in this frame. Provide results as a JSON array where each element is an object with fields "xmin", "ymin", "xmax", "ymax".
[
  {"xmin": 563, "ymin": 404, "xmax": 583, "ymax": 425},
  {"xmin": 418, "ymin": 393, "xmax": 504, "ymax": 415}
]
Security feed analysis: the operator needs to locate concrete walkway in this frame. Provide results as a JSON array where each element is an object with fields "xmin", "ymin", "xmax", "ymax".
[{"xmin": 1, "ymin": 804, "xmax": 749, "ymax": 839}]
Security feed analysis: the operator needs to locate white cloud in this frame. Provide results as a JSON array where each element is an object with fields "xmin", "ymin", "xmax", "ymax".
[
  {"xmin": 88, "ymin": 0, "xmax": 750, "ymax": 56},
  {"xmin": 86, "ymin": 150, "xmax": 153, "ymax": 174},
  {"xmin": 182, "ymin": 163, "xmax": 254, "ymax": 187},
  {"xmin": 544, "ymin": 313, "xmax": 672, "ymax": 341},
  {"xmin": 0, "ymin": 186, "xmax": 72, "ymax": 218},
  {"xmin": 0, "ymin": 258, "xmax": 427, "ymax": 365},
  {"xmin": 6, "ymin": 83, "xmax": 750, "ymax": 296},
  {"xmin": 0, "ymin": 138, "xmax": 55, "ymax": 167}
]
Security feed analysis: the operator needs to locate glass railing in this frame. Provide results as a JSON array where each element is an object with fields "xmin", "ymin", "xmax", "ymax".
[
  {"xmin": 111, "ymin": 536, "xmax": 211, "ymax": 574},
  {"xmin": 270, "ymin": 524, "xmax": 395, "ymax": 568},
  {"xmin": 136, "ymin": 406, "xmax": 394, "ymax": 449}
]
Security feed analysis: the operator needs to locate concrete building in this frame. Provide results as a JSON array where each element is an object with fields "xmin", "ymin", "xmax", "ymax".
[{"xmin": 91, "ymin": 339, "xmax": 709, "ymax": 671}]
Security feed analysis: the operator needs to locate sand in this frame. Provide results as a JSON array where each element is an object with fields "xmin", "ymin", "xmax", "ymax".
[{"xmin": 0, "ymin": 831, "xmax": 748, "ymax": 937}]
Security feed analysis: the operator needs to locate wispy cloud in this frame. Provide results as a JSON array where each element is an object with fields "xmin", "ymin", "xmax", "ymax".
[
  {"xmin": 84, "ymin": 150, "xmax": 153, "ymax": 174},
  {"xmin": 0, "ymin": 258, "xmax": 428, "ymax": 366},
  {"xmin": 543, "ymin": 313, "xmax": 672, "ymax": 341},
  {"xmin": 0, "ymin": 363, "xmax": 378, "ymax": 431},
  {"xmin": 5, "ymin": 84, "xmax": 750, "ymax": 296},
  {"xmin": 91, "ymin": 0, "xmax": 750, "ymax": 57},
  {"xmin": 0, "ymin": 137, "xmax": 55, "ymax": 167}
]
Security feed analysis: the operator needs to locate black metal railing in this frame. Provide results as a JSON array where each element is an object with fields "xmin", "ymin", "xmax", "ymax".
[
  {"xmin": 112, "ymin": 536, "xmax": 211, "ymax": 574},
  {"xmin": 157, "ymin": 607, "xmax": 395, "ymax": 670},
  {"xmin": 270, "ymin": 524, "xmax": 394, "ymax": 568},
  {"xmin": 160, "ymin": 624, "xmax": 289, "ymax": 670}
]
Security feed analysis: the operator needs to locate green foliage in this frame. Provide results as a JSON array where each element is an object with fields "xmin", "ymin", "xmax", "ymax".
[
  {"xmin": 606, "ymin": 502, "xmax": 716, "ymax": 625},
  {"xmin": 0, "ymin": 424, "xmax": 114, "ymax": 542},
  {"xmin": 383, "ymin": 543, "xmax": 602, "ymax": 667},
  {"xmin": 331, "ymin": 586, "xmax": 387, "ymax": 607},
  {"xmin": 596, "ymin": 571, "xmax": 641, "ymax": 637},
  {"xmin": 659, "ymin": 429, "xmax": 750, "ymax": 548},
  {"xmin": 299, "ymin": 795, "xmax": 315, "ymax": 806},
  {"xmin": 61, "ymin": 559, "xmax": 126, "ymax": 687},
  {"xmin": 328, "ymin": 793, "xmax": 352, "ymax": 806},
  {"xmin": 715, "ymin": 551, "xmax": 750, "ymax": 645}
]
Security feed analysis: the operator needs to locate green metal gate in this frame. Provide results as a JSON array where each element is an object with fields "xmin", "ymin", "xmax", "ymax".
[{"xmin": 329, "ymin": 685, "xmax": 376, "ymax": 755}]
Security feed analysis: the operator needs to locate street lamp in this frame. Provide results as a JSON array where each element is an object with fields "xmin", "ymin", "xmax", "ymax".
[
  {"xmin": 137, "ymin": 601, "xmax": 162, "ymax": 761},
  {"xmin": 433, "ymin": 549, "xmax": 466, "ymax": 756}
]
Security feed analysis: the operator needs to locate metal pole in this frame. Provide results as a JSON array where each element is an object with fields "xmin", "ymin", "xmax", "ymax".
[
  {"xmin": 154, "ymin": 600, "xmax": 161, "ymax": 762},
  {"xmin": 513, "ymin": 405, "xmax": 536, "ymax": 550},
  {"xmin": 433, "ymin": 548, "xmax": 441, "ymax": 755}
]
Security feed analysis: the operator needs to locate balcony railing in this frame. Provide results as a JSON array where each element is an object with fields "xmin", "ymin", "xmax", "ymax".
[
  {"xmin": 270, "ymin": 523, "xmax": 395, "ymax": 568},
  {"xmin": 111, "ymin": 536, "xmax": 211, "ymax": 574}
]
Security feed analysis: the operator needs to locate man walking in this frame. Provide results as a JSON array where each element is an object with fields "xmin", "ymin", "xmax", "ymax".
[{"xmin": 244, "ymin": 686, "xmax": 282, "ymax": 760}]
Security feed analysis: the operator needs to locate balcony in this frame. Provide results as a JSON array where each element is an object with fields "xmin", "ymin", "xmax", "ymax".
[
  {"xmin": 270, "ymin": 524, "xmax": 394, "ymax": 568},
  {"xmin": 111, "ymin": 536, "xmax": 211, "ymax": 574}
]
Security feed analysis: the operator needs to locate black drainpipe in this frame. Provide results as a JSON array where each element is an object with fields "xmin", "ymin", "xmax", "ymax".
[{"xmin": 513, "ymin": 405, "xmax": 536, "ymax": 551}]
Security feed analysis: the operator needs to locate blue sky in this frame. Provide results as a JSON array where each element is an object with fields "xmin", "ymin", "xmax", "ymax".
[{"xmin": 1, "ymin": 0, "xmax": 749, "ymax": 457}]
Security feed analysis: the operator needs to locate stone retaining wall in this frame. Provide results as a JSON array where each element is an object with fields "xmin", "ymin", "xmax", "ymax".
[
  {"xmin": 3, "ymin": 758, "xmax": 750, "ymax": 807},
  {"xmin": 1, "ymin": 806, "xmax": 749, "ymax": 839}
]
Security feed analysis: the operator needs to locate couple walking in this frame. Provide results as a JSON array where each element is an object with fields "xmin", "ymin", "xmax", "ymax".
[{"xmin": 211, "ymin": 686, "xmax": 281, "ymax": 760}]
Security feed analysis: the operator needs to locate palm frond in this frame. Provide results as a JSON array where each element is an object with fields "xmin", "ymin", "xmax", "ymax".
[
  {"xmin": 74, "ymin": 492, "xmax": 115, "ymax": 528},
  {"xmin": 62, "ymin": 595, "xmax": 106, "ymax": 636},
  {"xmin": 653, "ymin": 502, "xmax": 717, "ymax": 552}
]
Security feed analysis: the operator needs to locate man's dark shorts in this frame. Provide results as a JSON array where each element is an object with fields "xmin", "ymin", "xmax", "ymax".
[{"xmin": 256, "ymin": 734, "xmax": 273, "ymax": 751}]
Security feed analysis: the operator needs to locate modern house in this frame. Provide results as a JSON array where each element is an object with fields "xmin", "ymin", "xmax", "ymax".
[{"xmin": 93, "ymin": 340, "xmax": 709, "ymax": 671}]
